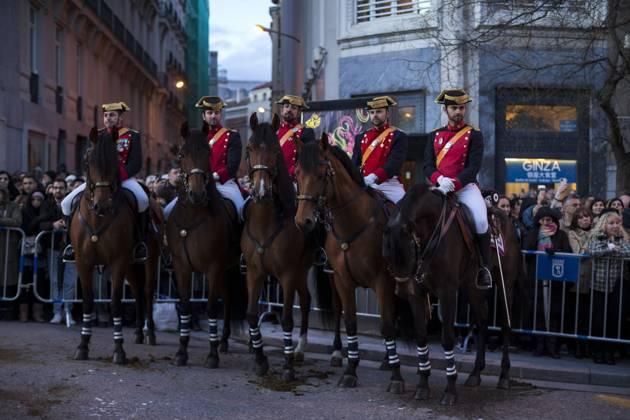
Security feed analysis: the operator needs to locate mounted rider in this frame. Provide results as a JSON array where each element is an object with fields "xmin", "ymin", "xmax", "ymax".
[
  {"xmin": 352, "ymin": 96, "xmax": 408, "ymax": 204},
  {"xmin": 164, "ymin": 96, "xmax": 244, "ymax": 220},
  {"xmin": 275, "ymin": 95, "xmax": 315, "ymax": 181},
  {"xmin": 61, "ymin": 101, "xmax": 149, "ymax": 262},
  {"xmin": 423, "ymin": 89, "xmax": 492, "ymax": 289}
]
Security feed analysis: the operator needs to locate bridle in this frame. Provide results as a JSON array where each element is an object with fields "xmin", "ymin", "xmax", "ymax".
[
  {"xmin": 85, "ymin": 174, "xmax": 119, "ymax": 215},
  {"xmin": 295, "ymin": 158, "xmax": 334, "ymax": 220},
  {"xmin": 246, "ymin": 147, "xmax": 279, "ymax": 202},
  {"xmin": 177, "ymin": 147, "xmax": 209, "ymax": 205}
]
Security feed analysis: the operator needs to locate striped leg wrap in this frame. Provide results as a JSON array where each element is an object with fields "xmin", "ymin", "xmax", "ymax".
[
  {"xmin": 208, "ymin": 318, "xmax": 219, "ymax": 343},
  {"xmin": 347, "ymin": 335, "xmax": 359, "ymax": 361},
  {"xmin": 81, "ymin": 313, "xmax": 93, "ymax": 336},
  {"xmin": 385, "ymin": 340, "xmax": 400, "ymax": 366},
  {"xmin": 179, "ymin": 314, "xmax": 192, "ymax": 338},
  {"xmin": 417, "ymin": 345, "xmax": 431, "ymax": 372},
  {"xmin": 113, "ymin": 317, "xmax": 123, "ymax": 342},
  {"xmin": 249, "ymin": 327, "xmax": 263, "ymax": 349},
  {"xmin": 283, "ymin": 331, "xmax": 293, "ymax": 355},
  {"xmin": 444, "ymin": 349, "xmax": 457, "ymax": 376}
]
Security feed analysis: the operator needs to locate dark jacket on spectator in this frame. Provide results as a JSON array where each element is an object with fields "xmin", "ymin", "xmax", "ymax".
[
  {"xmin": 0, "ymin": 190, "xmax": 22, "ymax": 287},
  {"xmin": 21, "ymin": 192, "xmax": 46, "ymax": 236},
  {"xmin": 38, "ymin": 196, "xmax": 65, "ymax": 250}
]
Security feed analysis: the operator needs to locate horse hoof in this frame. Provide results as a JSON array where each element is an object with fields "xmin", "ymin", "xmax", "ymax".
[
  {"xmin": 255, "ymin": 357, "xmax": 269, "ymax": 376},
  {"xmin": 145, "ymin": 333, "xmax": 156, "ymax": 346},
  {"xmin": 379, "ymin": 360, "xmax": 392, "ymax": 371},
  {"xmin": 175, "ymin": 353, "xmax": 188, "ymax": 367},
  {"xmin": 330, "ymin": 356, "xmax": 343, "ymax": 368},
  {"xmin": 387, "ymin": 380, "xmax": 405, "ymax": 394},
  {"xmin": 464, "ymin": 375, "xmax": 481, "ymax": 387},
  {"xmin": 338, "ymin": 374, "xmax": 358, "ymax": 388},
  {"xmin": 205, "ymin": 355, "xmax": 219, "ymax": 369},
  {"xmin": 440, "ymin": 392, "xmax": 457, "ymax": 406},
  {"xmin": 112, "ymin": 351, "xmax": 127, "ymax": 365},
  {"xmin": 282, "ymin": 369, "xmax": 295, "ymax": 382},
  {"xmin": 497, "ymin": 377, "xmax": 511, "ymax": 390},
  {"xmin": 73, "ymin": 348, "xmax": 89, "ymax": 361},
  {"xmin": 414, "ymin": 386, "xmax": 430, "ymax": 401},
  {"xmin": 218, "ymin": 340, "xmax": 229, "ymax": 354},
  {"xmin": 294, "ymin": 352, "xmax": 304, "ymax": 364},
  {"xmin": 134, "ymin": 334, "xmax": 144, "ymax": 345}
]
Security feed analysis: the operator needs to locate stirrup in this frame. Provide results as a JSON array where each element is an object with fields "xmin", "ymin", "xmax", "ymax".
[
  {"xmin": 239, "ymin": 253, "xmax": 247, "ymax": 274},
  {"xmin": 133, "ymin": 242, "xmax": 148, "ymax": 263},
  {"xmin": 313, "ymin": 247, "xmax": 328, "ymax": 266},
  {"xmin": 323, "ymin": 262, "xmax": 334, "ymax": 275},
  {"xmin": 62, "ymin": 244, "xmax": 75, "ymax": 263},
  {"xmin": 475, "ymin": 266, "xmax": 493, "ymax": 290}
]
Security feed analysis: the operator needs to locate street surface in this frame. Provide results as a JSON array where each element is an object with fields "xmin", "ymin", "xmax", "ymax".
[{"xmin": 1, "ymin": 321, "xmax": 629, "ymax": 419}]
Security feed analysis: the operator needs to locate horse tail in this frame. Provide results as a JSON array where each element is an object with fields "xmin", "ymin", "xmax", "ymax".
[
  {"xmin": 313, "ymin": 267, "xmax": 336, "ymax": 329},
  {"xmin": 394, "ymin": 294, "xmax": 417, "ymax": 345},
  {"xmin": 225, "ymin": 265, "xmax": 248, "ymax": 329}
]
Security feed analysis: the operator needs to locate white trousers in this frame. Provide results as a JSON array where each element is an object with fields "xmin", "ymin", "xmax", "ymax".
[
  {"xmin": 164, "ymin": 179, "xmax": 244, "ymax": 220},
  {"xmin": 370, "ymin": 177, "xmax": 405, "ymax": 204},
  {"xmin": 61, "ymin": 178, "xmax": 149, "ymax": 216},
  {"xmin": 455, "ymin": 183, "xmax": 488, "ymax": 234}
]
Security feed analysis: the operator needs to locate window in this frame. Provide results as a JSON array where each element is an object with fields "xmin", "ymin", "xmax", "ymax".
[
  {"xmin": 393, "ymin": 93, "xmax": 425, "ymax": 134},
  {"xmin": 355, "ymin": 0, "xmax": 430, "ymax": 23},
  {"xmin": 28, "ymin": 131, "xmax": 46, "ymax": 171},
  {"xmin": 76, "ymin": 43, "xmax": 83, "ymax": 95},
  {"xmin": 505, "ymin": 104, "xmax": 577, "ymax": 132},
  {"xmin": 55, "ymin": 28, "xmax": 64, "ymax": 87},
  {"xmin": 29, "ymin": 7, "xmax": 38, "ymax": 73}
]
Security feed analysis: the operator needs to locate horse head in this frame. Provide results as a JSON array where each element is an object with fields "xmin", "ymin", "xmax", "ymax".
[
  {"xmin": 86, "ymin": 126, "xmax": 120, "ymax": 216},
  {"xmin": 178, "ymin": 121, "xmax": 210, "ymax": 205},
  {"xmin": 384, "ymin": 184, "xmax": 444, "ymax": 282},
  {"xmin": 247, "ymin": 113, "xmax": 281, "ymax": 202}
]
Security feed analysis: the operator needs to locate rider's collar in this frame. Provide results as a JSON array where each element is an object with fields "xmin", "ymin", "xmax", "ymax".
[
  {"xmin": 447, "ymin": 121, "xmax": 466, "ymax": 131},
  {"xmin": 209, "ymin": 123, "xmax": 223, "ymax": 133},
  {"xmin": 371, "ymin": 122, "xmax": 390, "ymax": 133},
  {"xmin": 280, "ymin": 121, "xmax": 299, "ymax": 129}
]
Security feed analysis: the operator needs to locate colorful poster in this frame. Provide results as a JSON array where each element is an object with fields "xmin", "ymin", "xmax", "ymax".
[{"xmin": 303, "ymin": 108, "xmax": 371, "ymax": 158}]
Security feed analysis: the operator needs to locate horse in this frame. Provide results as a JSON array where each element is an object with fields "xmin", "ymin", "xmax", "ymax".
[
  {"xmin": 242, "ymin": 112, "xmax": 320, "ymax": 380},
  {"xmin": 165, "ymin": 122, "xmax": 243, "ymax": 368},
  {"xmin": 294, "ymin": 135, "xmax": 413, "ymax": 394},
  {"xmin": 383, "ymin": 183, "xmax": 520, "ymax": 405},
  {"xmin": 72, "ymin": 127, "xmax": 159, "ymax": 364}
]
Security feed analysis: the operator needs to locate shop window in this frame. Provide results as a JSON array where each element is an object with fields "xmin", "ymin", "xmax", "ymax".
[{"xmin": 505, "ymin": 104, "xmax": 577, "ymax": 132}]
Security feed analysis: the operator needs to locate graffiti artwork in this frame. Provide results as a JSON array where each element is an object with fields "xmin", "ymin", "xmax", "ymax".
[{"xmin": 303, "ymin": 108, "xmax": 371, "ymax": 158}]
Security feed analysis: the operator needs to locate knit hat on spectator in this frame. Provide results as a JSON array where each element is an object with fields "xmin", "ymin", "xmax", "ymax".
[
  {"xmin": 534, "ymin": 206, "xmax": 561, "ymax": 225},
  {"xmin": 65, "ymin": 174, "xmax": 77, "ymax": 184}
]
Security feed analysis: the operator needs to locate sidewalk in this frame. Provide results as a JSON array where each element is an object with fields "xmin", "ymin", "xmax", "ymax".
[{"xmin": 191, "ymin": 323, "xmax": 630, "ymax": 389}]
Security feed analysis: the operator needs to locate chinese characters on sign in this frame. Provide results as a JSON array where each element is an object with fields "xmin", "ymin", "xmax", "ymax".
[{"xmin": 505, "ymin": 158, "xmax": 577, "ymax": 183}]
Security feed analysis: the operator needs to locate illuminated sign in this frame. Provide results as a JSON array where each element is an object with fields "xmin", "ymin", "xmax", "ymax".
[{"xmin": 505, "ymin": 158, "xmax": 577, "ymax": 183}]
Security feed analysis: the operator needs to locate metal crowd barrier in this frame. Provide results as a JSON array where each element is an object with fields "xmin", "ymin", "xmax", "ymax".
[{"xmin": 0, "ymin": 226, "xmax": 26, "ymax": 301}]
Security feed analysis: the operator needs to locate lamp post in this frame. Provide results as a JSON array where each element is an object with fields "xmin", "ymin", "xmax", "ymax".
[{"xmin": 255, "ymin": 24, "xmax": 301, "ymax": 44}]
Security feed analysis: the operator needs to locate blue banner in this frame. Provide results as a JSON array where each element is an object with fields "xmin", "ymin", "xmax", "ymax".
[
  {"xmin": 505, "ymin": 158, "xmax": 577, "ymax": 183},
  {"xmin": 536, "ymin": 253, "xmax": 581, "ymax": 282}
]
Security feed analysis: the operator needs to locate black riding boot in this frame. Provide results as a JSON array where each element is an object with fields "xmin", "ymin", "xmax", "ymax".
[
  {"xmin": 475, "ymin": 232, "xmax": 493, "ymax": 289},
  {"xmin": 133, "ymin": 211, "xmax": 148, "ymax": 263},
  {"xmin": 62, "ymin": 215, "xmax": 75, "ymax": 262}
]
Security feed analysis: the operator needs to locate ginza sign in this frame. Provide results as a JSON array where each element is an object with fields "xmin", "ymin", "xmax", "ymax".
[{"xmin": 521, "ymin": 160, "xmax": 561, "ymax": 172}]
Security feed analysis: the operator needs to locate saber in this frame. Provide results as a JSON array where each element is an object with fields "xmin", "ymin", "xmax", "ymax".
[{"xmin": 494, "ymin": 233, "xmax": 511, "ymax": 329}]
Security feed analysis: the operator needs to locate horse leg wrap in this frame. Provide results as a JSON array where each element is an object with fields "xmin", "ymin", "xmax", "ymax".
[
  {"xmin": 385, "ymin": 340, "xmax": 400, "ymax": 366},
  {"xmin": 283, "ymin": 331, "xmax": 294, "ymax": 356},
  {"xmin": 113, "ymin": 317, "xmax": 123, "ymax": 343},
  {"xmin": 249, "ymin": 326, "xmax": 263, "ymax": 349},
  {"xmin": 444, "ymin": 349, "xmax": 457, "ymax": 377},
  {"xmin": 417, "ymin": 345, "xmax": 431, "ymax": 373},
  {"xmin": 179, "ymin": 314, "xmax": 192, "ymax": 339},
  {"xmin": 81, "ymin": 313, "xmax": 93, "ymax": 339},
  {"xmin": 347, "ymin": 335, "xmax": 359, "ymax": 361},
  {"xmin": 208, "ymin": 318, "xmax": 219, "ymax": 343}
]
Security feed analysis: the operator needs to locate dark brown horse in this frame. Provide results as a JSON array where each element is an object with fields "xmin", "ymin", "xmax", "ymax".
[
  {"xmin": 383, "ymin": 184, "xmax": 520, "ymax": 404},
  {"xmin": 165, "ymin": 122, "xmax": 242, "ymax": 367},
  {"xmin": 294, "ymin": 135, "xmax": 410, "ymax": 394},
  {"xmin": 72, "ymin": 127, "xmax": 158, "ymax": 363},
  {"xmin": 242, "ymin": 113, "xmax": 316, "ymax": 380}
]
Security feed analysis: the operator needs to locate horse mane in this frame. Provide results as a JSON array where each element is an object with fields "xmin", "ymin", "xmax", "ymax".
[
  {"xmin": 250, "ymin": 122, "xmax": 296, "ymax": 216},
  {"xmin": 88, "ymin": 130, "xmax": 119, "ymax": 183},
  {"xmin": 298, "ymin": 142, "xmax": 366, "ymax": 189},
  {"xmin": 398, "ymin": 183, "xmax": 432, "ymax": 220},
  {"xmin": 180, "ymin": 128, "xmax": 209, "ymax": 160}
]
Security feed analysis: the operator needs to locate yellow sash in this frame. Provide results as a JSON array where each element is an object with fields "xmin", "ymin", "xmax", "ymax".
[
  {"xmin": 361, "ymin": 127, "xmax": 396, "ymax": 167},
  {"xmin": 279, "ymin": 124, "xmax": 302, "ymax": 148},
  {"xmin": 209, "ymin": 128, "xmax": 228, "ymax": 148},
  {"xmin": 435, "ymin": 125, "xmax": 471, "ymax": 167}
]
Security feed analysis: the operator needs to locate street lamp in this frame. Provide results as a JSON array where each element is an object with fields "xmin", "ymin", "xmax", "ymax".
[
  {"xmin": 255, "ymin": 24, "xmax": 301, "ymax": 43},
  {"xmin": 257, "ymin": 106, "xmax": 266, "ymax": 113},
  {"xmin": 175, "ymin": 80, "xmax": 185, "ymax": 89}
]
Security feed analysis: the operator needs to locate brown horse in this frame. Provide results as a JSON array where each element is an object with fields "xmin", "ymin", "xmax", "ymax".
[
  {"xmin": 383, "ymin": 184, "xmax": 520, "ymax": 405},
  {"xmin": 165, "ymin": 122, "xmax": 242, "ymax": 367},
  {"xmin": 242, "ymin": 113, "xmax": 317, "ymax": 380},
  {"xmin": 72, "ymin": 127, "xmax": 158, "ymax": 364},
  {"xmin": 294, "ymin": 135, "xmax": 410, "ymax": 394}
]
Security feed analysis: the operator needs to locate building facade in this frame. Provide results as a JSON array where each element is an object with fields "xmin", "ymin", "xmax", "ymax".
[
  {"xmin": 274, "ymin": 0, "xmax": 614, "ymax": 197},
  {"xmin": 0, "ymin": 0, "xmax": 192, "ymax": 177},
  {"xmin": 185, "ymin": 0, "xmax": 209, "ymax": 128}
]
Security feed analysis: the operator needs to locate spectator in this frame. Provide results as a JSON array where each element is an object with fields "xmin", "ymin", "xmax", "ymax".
[
  {"xmin": 0, "ymin": 187, "xmax": 22, "ymax": 320},
  {"xmin": 39, "ymin": 177, "xmax": 75, "ymax": 325},
  {"xmin": 619, "ymin": 194, "xmax": 630, "ymax": 209},
  {"xmin": 71, "ymin": 177, "xmax": 84, "ymax": 192},
  {"xmin": 588, "ymin": 198, "xmax": 606, "ymax": 223},
  {"xmin": 0, "ymin": 171, "xmax": 20, "ymax": 201},
  {"xmin": 586, "ymin": 209, "xmax": 630, "ymax": 364},
  {"xmin": 145, "ymin": 175, "xmax": 158, "ymax": 195},
  {"xmin": 551, "ymin": 179, "xmax": 571, "ymax": 209},
  {"xmin": 20, "ymin": 191, "xmax": 47, "ymax": 322},
  {"xmin": 510, "ymin": 197, "xmax": 522, "ymax": 220},
  {"xmin": 42, "ymin": 171, "xmax": 56, "ymax": 188},
  {"xmin": 559, "ymin": 194, "xmax": 581, "ymax": 232},
  {"xmin": 64, "ymin": 174, "xmax": 77, "ymax": 190},
  {"xmin": 607, "ymin": 198, "xmax": 624, "ymax": 214},
  {"xmin": 14, "ymin": 174, "xmax": 40, "ymax": 209},
  {"xmin": 523, "ymin": 206, "xmax": 572, "ymax": 358},
  {"xmin": 497, "ymin": 195, "xmax": 511, "ymax": 216}
]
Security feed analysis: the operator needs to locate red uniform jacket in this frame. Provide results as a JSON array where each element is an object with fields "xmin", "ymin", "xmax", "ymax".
[
  {"xmin": 102, "ymin": 127, "xmax": 141, "ymax": 181},
  {"xmin": 351, "ymin": 124, "xmax": 408, "ymax": 184},
  {"xmin": 276, "ymin": 122, "xmax": 315, "ymax": 178},
  {"xmin": 423, "ymin": 122, "xmax": 484, "ymax": 192},
  {"xmin": 207, "ymin": 124, "xmax": 242, "ymax": 184}
]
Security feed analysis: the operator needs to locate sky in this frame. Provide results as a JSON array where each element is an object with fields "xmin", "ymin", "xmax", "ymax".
[{"xmin": 210, "ymin": 0, "xmax": 272, "ymax": 82}]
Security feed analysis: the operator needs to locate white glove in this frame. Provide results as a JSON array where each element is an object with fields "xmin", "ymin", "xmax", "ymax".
[
  {"xmin": 212, "ymin": 172, "xmax": 220, "ymax": 181},
  {"xmin": 437, "ymin": 175, "xmax": 455, "ymax": 192},
  {"xmin": 436, "ymin": 185, "xmax": 450, "ymax": 195},
  {"xmin": 364, "ymin": 174, "xmax": 378, "ymax": 186}
]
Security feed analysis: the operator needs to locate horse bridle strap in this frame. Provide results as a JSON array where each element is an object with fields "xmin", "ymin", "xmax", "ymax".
[
  {"xmin": 93, "ymin": 181, "xmax": 112, "ymax": 188},
  {"xmin": 245, "ymin": 218, "xmax": 285, "ymax": 273}
]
